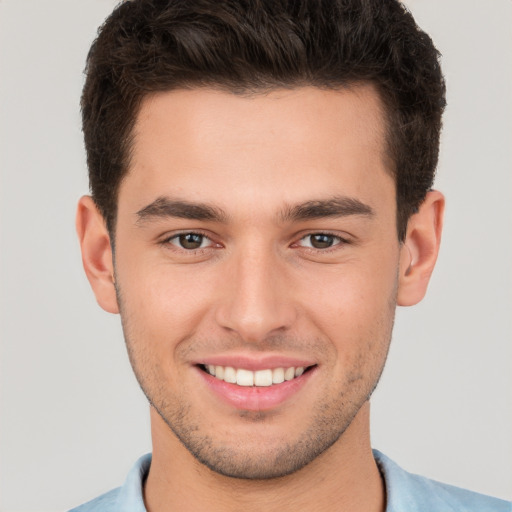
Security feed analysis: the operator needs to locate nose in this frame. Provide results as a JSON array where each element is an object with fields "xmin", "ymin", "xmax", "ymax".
[{"xmin": 214, "ymin": 244, "xmax": 297, "ymax": 343}]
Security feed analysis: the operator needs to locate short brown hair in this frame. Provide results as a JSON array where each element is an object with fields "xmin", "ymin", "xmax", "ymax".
[{"xmin": 81, "ymin": 0, "xmax": 446, "ymax": 240}]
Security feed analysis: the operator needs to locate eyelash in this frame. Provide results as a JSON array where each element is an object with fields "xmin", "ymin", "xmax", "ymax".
[
  {"xmin": 295, "ymin": 232, "xmax": 350, "ymax": 251},
  {"xmin": 160, "ymin": 231, "xmax": 350, "ymax": 254},
  {"xmin": 161, "ymin": 231, "xmax": 219, "ymax": 252}
]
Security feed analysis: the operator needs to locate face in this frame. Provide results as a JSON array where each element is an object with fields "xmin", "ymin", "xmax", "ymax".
[{"xmin": 112, "ymin": 86, "xmax": 401, "ymax": 479}]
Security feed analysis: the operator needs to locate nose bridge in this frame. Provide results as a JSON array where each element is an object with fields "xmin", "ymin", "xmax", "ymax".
[{"xmin": 215, "ymin": 240, "xmax": 296, "ymax": 342}]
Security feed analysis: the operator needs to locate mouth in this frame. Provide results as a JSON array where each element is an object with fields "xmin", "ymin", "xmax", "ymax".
[{"xmin": 199, "ymin": 364, "xmax": 315, "ymax": 387}]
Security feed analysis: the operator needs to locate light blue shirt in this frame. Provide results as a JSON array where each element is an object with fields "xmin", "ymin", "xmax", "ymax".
[{"xmin": 69, "ymin": 451, "xmax": 512, "ymax": 511}]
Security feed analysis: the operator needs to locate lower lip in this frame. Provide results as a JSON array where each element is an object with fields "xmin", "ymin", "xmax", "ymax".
[{"xmin": 197, "ymin": 367, "xmax": 315, "ymax": 411}]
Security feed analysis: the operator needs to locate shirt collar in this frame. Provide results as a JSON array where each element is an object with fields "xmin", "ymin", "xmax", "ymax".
[
  {"xmin": 115, "ymin": 453, "xmax": 151, "ymax": 511},
  {"xmin": 115, "ymin": 450, "xmax": 475, "ymax": 512}
]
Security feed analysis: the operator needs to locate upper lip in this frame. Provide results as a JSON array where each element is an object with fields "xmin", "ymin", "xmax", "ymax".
[{"xmin": 195, "ymin": 354, "xmax": 316, "ymax": 371}]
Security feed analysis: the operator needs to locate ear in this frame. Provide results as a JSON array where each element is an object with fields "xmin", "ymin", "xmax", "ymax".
[
  {"xmin": 76, "ymin": 196, "xmax": 119, "ymax": 314},
  {"xmin": 397, "ymin": 190, "xmax": 445, "ymax": 306}
]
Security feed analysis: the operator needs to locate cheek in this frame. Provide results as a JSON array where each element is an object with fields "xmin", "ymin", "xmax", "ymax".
[
  {"xmin": 116, "ymin": 261, "xmax": 217, "ymax": 345},
  {"xmin": 300, "ymin": 261, "xmax": 397, "ymax": 321},
  {"xmin": 299, "ymin": 261, "xmax": 398, "ymax": 365}
]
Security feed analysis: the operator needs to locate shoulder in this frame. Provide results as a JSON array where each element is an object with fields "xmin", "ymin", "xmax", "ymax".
[
  {"xmin": 373, "ymin": 450, "xmax": 512, "ymax": 512},
  {"xmin": 67, "ymin": 487, "xmax": 121, "ymax": 512},
  {"xmin": 67, "ymin": 453, "xmax": 151, "ymax": 512}
]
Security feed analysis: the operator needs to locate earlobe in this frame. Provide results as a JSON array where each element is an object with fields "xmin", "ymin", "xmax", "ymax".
[
  {"xmin": 397, "ymin": 190, "xmax": 445, "ymax": 306},
  {"xmin": 76, "ymin": 196, "xmax": 119, "ymax": 314}
]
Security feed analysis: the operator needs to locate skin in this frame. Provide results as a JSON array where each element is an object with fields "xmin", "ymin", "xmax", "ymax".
[{"xmin": 77, "ymin": 85, "xmax": 444, "ymax": 512}]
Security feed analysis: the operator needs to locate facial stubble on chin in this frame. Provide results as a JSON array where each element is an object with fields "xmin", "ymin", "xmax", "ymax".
[{"xmin": 114, "ymin": 279, "xmax": 397, "ymax": 480}]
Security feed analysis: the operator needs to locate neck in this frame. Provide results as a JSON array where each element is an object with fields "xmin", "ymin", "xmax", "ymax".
[{"xmin": 144, "ymin": 402, "xmax": 385, "ymax": 512}]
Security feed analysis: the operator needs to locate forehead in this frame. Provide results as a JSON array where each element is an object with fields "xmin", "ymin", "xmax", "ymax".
[{"xmin": 121, "ymin": 85, "xmax": 393, "ymax": 217}]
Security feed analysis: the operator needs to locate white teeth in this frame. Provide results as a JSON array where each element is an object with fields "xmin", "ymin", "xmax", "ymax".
[
  {"xmin": 284, "ymin": 367, "xmax": 295, "ymax": 381},
  {"xmin": 215, "ymin": 365, "xmax": 224, "ymax": 379},
  {"xmin": 272, "ymin": 367, "xmax": 285, "ymax": 384},
  {"xmin": 204, "ymin": 364, "xmax": 307, "ymax": 386},
  {"xmin": 224, "ymin": 366, "xmax": 236, "ymax": 383},
  {"xmin": 236, "ymin": 369, "xmax": 254, "ymax": 387},
  {"xmin": 254, "ymin": 369, "xmax": 273, "ymax": 387}
]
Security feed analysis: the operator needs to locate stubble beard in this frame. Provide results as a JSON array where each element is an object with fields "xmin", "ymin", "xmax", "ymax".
[
  {"xmin": 116, "ymin": 283, "xmax": 396, "ymax": 480},
  {"xmin": 151, "ymin": 386, "xmax": 369, "ymax": 480}
]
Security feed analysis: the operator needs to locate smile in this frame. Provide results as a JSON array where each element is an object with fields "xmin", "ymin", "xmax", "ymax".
[{"xmin": 202, "ymin": 365, "xmax": 308, "ymax": 387}]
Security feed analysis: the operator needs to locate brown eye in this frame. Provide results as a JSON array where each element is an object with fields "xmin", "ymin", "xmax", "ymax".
[
  {"xmin": 298, "ymin": 233, "xmax": 343, "ymax": 249},
  {"xmin": 176, "ymin": 233, "xmax": 206, "ymax": 249},
  {"xmin": 309, "ymin": 234, "xmax": 336, "ymax": 248}
]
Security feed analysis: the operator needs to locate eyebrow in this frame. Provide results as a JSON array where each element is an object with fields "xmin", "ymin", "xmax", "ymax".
[
  {"xmin": 135, "ymin": 195, "xmax": 374, "ymax": 225},
  {"xmin": 279, "ymin": 196, "xmax": 375, "ymax": 222},
  {"xmin": 136, "ymin": 197, "xmax": 228, "ymax": 223}
]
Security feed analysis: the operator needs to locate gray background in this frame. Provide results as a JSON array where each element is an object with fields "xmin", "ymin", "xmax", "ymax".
[{"xmin": 1, "ymin": 1, "xmax": 511, "ymax": 510}]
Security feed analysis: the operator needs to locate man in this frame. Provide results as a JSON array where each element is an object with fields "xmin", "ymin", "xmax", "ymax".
[{"xmin": 72, "ymin": 0, "xmax": 510, "ymax": 511}]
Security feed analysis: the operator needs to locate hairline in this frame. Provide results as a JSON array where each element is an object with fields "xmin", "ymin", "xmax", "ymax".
[{"xmin": 102, "ymin": 80, "xmax": 400, "ymax": 243}]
